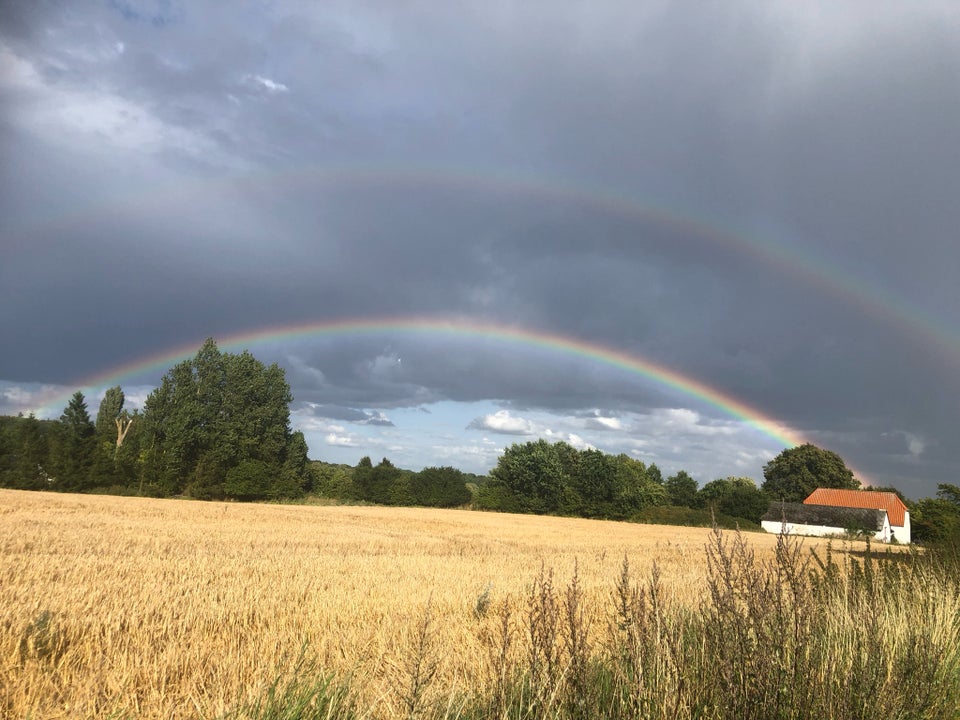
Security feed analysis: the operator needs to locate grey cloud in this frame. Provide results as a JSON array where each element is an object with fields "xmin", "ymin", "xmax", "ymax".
[
  {"xmin": 299, "ymin": 403, "xmax": 394, "ymax": 428},
  {"xmin": 360, "ymin": 411, "xmax": 394, "ymax": 427}
]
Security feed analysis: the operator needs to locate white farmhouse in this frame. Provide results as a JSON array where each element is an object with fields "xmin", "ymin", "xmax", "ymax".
[
  {"xmin": 804, "ymin": 488, "xmax": 911, "ymax": 544},
  {"xmin": 761, "ymin": 501, "xmax": 891, "ymax": 543}
]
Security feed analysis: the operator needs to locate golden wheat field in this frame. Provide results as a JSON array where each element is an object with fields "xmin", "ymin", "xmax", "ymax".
[{"xmin": 0, "ymin": 489, "xmax": 870, "ymax": 719}]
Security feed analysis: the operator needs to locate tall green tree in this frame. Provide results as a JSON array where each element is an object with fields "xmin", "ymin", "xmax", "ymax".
[
  {"xmin": 698, "ymin": 476, "xmax": 768, "ymax": 524},
  {"xmin": 3, "ymin": 414, "xmax": 51, "ymax": 489},
  {"xmin": 665, "ymin": 470, "xmax": 698, "ymax": 507},
  {"xmin": 613, "ymin": 454, "xmax": 668, "ymax": 516},
  {"xmin": 761, "ymin": 444, "xmax": 859, "ymax": 503},
  {"xmin": 355, "ymin": 457, "xmax": 404, "ymax": 504},
  {"xmin": 566, "ymin": 448, "xmax": 615, "ymax": 516},
  {"xmin": 90, "ymin": 386, "xmax": 129, "ymax": 487},
  {"xmin": 95, "ymin": 386, "xmax": 125, "ymax": 441},
  {"xmin": 488, "ymin": 439, "xmax": 567, "ymax": 514},
  {"xmin": 912, "ymin": 497, "xmax": 960, "ymax": 544},
  {"xmin": 646, "ymin": 463, "xmax": 664, "ymax": 485},
  {"xmin": 53, "ymin": 391, "xmax": 96, "ymax": 491},
  {"xmin": 140, "ymin": 339, "xmax": 306, "ymax": 499},
  {"xmin": 310, "ymin": 461, "xmax": 357, "ymax": 499},
  {"xmin": 275, "ymin": 430, "xmax": 310, "ymax": 498}
]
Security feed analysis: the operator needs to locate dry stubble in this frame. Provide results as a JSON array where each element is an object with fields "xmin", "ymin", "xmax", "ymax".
[{"xmin": 0, "ymin": 489, "xmax": 849, "ymax": 719}]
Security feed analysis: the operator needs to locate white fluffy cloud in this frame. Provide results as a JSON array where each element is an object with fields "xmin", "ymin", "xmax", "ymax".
[{"xmin": 467, "ymin": 409, "xmax": 537, "ymax": 435}]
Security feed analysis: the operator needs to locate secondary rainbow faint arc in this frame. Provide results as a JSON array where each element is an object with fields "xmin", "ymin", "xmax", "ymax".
[
  {"xmin": 32, "ymin": 317, "xmax": 806, "ymax": 451},
  {"xmin": 13, "ymin": 163, "xmax": 958, "ymax": 369}
]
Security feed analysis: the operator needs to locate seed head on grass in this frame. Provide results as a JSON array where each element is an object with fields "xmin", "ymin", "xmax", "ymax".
[{"xmin": 396, "ymin": 597, "xmax": 440, "ymax": 720}]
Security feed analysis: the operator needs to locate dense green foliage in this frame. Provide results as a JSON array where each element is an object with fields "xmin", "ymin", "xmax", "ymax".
[
  {"xmin": 409, "ymin": 466, "xmax": 473, "ymax": 507},
  {"xmin": 696, "ymin": 476, "xmax": 769, "ymax": 524},
  {"xmin": 94, "ymin": 386, "xmax": 125, "ymax": 440},
  {"xmin": 310, "ymin": 458, "xmax": 474, "ymax": 509},
  {"xmin": 475, "ymin": 440, "xmax": 668, "ymax": 519},
  {"xmin": 761, "ymin": 443, "xmax": 860, "ymax": 502},
  {"xmin": 0, "ymin": 414, "xmax": 56, "ymax": 489},
  {"xmin": 664, "ymin": 469, "xmax": 697, "ymax": 507},
  {"xmin": 138, "ymin": 339, "xmax": 308, "ymax": 499},
  {"xmin": 912, "ymin": 483, "xmax": 960, "ymax": 544},
  {"xmin": 631, "ymin": 504, "xmax": 760, "ymax": 531},
  {"xmin": 0, "ymin": 341, "xmax": 309, "ymax": 501},
  {"xmin": 54, "ymin": 391, "xmax": 96, "ymax": 491}
]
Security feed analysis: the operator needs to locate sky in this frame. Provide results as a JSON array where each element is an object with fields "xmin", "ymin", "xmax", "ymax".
[{"xmin": 1, "ymin": 1, "xmax": 958, "ymax": 500}]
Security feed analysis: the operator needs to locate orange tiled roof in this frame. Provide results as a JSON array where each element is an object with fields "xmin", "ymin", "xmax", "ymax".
[{"xmin": 803, "ymin": 488, "xmax": 907, "ymax": 527}]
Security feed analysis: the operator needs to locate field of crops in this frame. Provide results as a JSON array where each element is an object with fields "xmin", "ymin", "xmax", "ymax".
[{"xmin": 1, "ymin": 489, "xmax": 954, "ymax": 720}]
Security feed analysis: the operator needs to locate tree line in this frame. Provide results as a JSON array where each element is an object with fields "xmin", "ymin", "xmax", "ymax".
[
  {"xmin": 1, "ymin": 339, "xmax": 958, "ymax": 543},
  {"xmin": 469, "ymin": 439, "xmax": 857, "ymax": 527},
  {"xmin": 311, "ymin": 457, "xmax": 479, "ymax": 508},
  {"xmin": 0, "ymin": 340, "xmax": 310, "ymax": 501}
]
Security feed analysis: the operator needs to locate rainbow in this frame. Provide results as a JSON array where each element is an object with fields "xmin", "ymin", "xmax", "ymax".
[
  {"xmin": 28, "ymin": 316, "xmax": 805, "ymax": 450},
  {"xmin": 12, "ymin": 164, "xmax": 960, "ymax": 370}
]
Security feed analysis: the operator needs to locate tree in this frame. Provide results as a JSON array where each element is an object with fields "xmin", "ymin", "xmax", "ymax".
[
  {"xmin": 410, "ymin": 466, "xmax": 472, "ymax": 507},
  {"xmin": 95, "ymin": 387, "xmax": 125, "ymax": 442},
  {"xmin": 482, "ymin": 441, "xmax": 665, "ymax": 518},
  {"xmin": 665, "ymin": 470, "xmax": 698, "ymax": 508},
  {"xmin": 697, "ymin": 476, "xmax": 768, "ymax": 524},
  {"xmin": 912, "ymin": 498, "xmax": 960, "ymax": 544},
  {"xmin": 53, "ymin": 391, "xmax": 96, "ymax": 491},
  {"xmin": 612, "ymin": 454, "xmax": 668, "ymax": 516},
  {"xmin": 310, "ymin": 461, "xmax": 357, "ymax": 499},
  {"xmin": 646, "ymin": 463, "xmax": 664, "ymax": 485},
  {"xmin": 3, "ymin": 414, "xmax": 51, "ymax": 489},
  {"xmin": 937, "ymin": 483, "xmax": 960, "ymax": 506},
  {"xmin": 355, "ymin": 457, "xmax": 404, "ymax": 504},
  {"xmin": 566, "ymin": 448, "xmax": 615, "ymax": 516},
  {"xmin": 91, "ymin": 386, "xmax": 132, "ymax": 488},
  {"xmin": 912, "ymin": 484, "xmax": 960, "ymax": 544},
  {"xmin": 139, "ymin": 339, "xmax": 307, "ymax": 498},
  {"xmin": 224, "ymin": 459, "xmax": 272, "ymax": 501},
  {"xmin": 273, "ymin": 430, "xmax": 310, "ymax": 498},
  {"xmin": 761, "ymin": 444, "xmax": 859, "ymax": 503},
  {"xmin": 113, "ymin": 409, "xmax": 141, "ymax": 490},
  {"xmin": 488, "ymin": 439, "xmax": 567, "ymax": 514}
]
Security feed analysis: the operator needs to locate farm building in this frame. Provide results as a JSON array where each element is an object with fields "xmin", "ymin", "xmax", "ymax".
[
  {"xmin": 804, "ymin": 488, "xmax": 910, "ymax": 544},
  {"xmin": 761, "ymin": 501, "xmax": 892, "ymax": 542}
]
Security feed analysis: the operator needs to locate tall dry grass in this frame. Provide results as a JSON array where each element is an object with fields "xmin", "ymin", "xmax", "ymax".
[{"xmin": 0, "ymin": 489, "xmax": 953, "ymax": 720}]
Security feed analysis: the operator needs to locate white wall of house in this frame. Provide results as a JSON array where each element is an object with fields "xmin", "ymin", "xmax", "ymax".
[
  {"xmin": 892, "ymin": 512, "xmax": 911, "ymax": 544},
  {"xmin": 761, "ymin": 515, "xmax": 892, "ymax": 543}
]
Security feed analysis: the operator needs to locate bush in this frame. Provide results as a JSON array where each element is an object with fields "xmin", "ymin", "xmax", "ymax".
[
  {"xmin": 473, "ymin": 483, "xmax": 522, "ymax": 513},
  {"xmin": 631, "ymin": 505, "xmax": 760, "ymax": 531},
  {"xmin": 410, "ymin": 466, "xmax": 472, "ymax": 507},
  {"xmin": 224, "ymin": 459, "xmax": 273, "ymax": 501}
]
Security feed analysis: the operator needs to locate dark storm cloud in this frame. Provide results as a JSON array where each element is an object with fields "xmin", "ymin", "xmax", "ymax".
[{"xmin": 2, "ymin": 1, "xmax": 959, "ymax": 496}]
